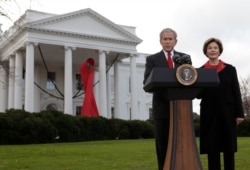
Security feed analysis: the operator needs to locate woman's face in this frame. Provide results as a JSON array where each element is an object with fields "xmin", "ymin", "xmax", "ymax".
[{"xmin": 206, "ymin": 42, "xmax": 220, "ymax": 59}]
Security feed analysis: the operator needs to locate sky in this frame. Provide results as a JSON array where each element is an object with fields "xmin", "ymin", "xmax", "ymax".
[
  {"xmin": 1, "ymin": 0, "xmax": 250, "ymax": 113},
  {"xmin": 1, "ymin": 0, "xmax": 249, "ymax": 79}
]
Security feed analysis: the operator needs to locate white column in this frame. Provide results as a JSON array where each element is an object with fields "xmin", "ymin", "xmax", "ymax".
[
  {"xmin": 24, "ymin": 42, "xmax": 35, "ymax": 112},
  {"xmin": 99, "ymin": 50, "xmax": 107, "ymax": 117},
  {"xmin": 130, "ymin": 54, "xmax": 138, "ymax": 119},
  {"xmin": 34, "ymin": 64, "xmax": 41, "ymax": 112},
  {"xmin": 93, "ymin": 71, "xmax": 99, "ymax": 110},
  {"xmin": 8, "ymin": 55, "xmax": 15, "ymax": 109},
  {"xmin": 0, "ymin": 65, "xmax": 8, "ymax": 112},
  {"xmin": 106, "ymin": 71, "xmax": 111, "ymax": 118},
  {"xmin": 14, "ymin": 51, "xmax": 23, "ymax": 109},
  {"xmin": 64, "ymin": 46, "xmax": 73, "ymax": 115},
  {"xmin": 114, "ymin": 61, "xmax": 120, "ymax": 118}
]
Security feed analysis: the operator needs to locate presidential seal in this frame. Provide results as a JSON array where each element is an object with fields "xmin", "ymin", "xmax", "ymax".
[{"xmin": 176, "ymin": 64, "xmax": 198, "ymax": 86}]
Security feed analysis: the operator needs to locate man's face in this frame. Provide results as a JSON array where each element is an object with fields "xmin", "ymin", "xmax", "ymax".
[{"xmin": 160, "ymin": 32, "xmax": 177, "ymax": 52}]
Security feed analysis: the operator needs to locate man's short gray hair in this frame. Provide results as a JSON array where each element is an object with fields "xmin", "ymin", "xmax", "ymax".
[{"xmin": 160, "ymin": 28, "xmax": 177, "ymax": 40}]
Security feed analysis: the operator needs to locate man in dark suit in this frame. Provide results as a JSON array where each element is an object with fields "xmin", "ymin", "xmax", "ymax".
[{"xmin": 143, "ymin": 28, "xmax": 191, "ymax": 170}]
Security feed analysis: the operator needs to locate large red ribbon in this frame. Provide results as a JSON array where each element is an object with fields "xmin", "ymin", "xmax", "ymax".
[{"xmin": 80, "ymin": 58, "xmax": 99, "ymax": 117}]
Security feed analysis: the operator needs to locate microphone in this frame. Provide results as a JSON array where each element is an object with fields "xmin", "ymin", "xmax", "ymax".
[
  {"xmin": 181, "ymin": 55, "xmax": 192, "ymax": 64},
  {"xmin": 173, "ymin": 54, "xmax": 182, "ymax": 65}
]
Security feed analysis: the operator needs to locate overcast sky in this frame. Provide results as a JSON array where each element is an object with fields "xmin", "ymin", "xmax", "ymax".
[
  {"xmin": 1, "ymin": 0, "xmax": 249, "ymax": 79},
  {"xmin": 1, "ymin": 0, "xmax": 250, "ymax": 113}
]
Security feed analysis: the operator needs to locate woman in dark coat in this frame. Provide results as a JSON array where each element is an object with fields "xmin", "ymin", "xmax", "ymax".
[{"xmin": 197, "ymin": 38, "xmax": 245, "ymax": 170}]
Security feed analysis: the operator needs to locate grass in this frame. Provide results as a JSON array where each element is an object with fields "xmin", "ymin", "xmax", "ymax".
[
  {"xmin": 0, "ymin": 138, "xmax": 249, "ymax": 170},
  {"xmin": 199, "ymin": 137, "xmax": 250, "ymax": 170}
]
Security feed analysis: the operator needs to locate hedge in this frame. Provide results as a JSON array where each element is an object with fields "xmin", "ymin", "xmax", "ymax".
[
  {"xmin": 0, "ymin": 109, "xmax": 155, "ymax": 144},
  {"xmin": 0, "ymin": 109, "xmax": 249, "ymax": 145}
]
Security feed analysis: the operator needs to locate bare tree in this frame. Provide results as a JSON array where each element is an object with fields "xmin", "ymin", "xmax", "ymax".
[
  {"xmin": 0, "ymin": 7, "xmax": 11, "ymax": 21},
  {"xmin": 0, "ymin": 0, "xmax": 35, "ymax": 72},
  {"xmin": 240, "ymin": 76, "xmax": 250, "ymax": 118},
  {"xmin": 0, "ymin": 0, "xmax": 40, "ymax": 29},
  {"xmin": 0, "ymin": 0, "xmax": 17, "ymax": 21},
  {"xmin": 0, "ymin": 0, "xmax": 13, "ymax": 81}
]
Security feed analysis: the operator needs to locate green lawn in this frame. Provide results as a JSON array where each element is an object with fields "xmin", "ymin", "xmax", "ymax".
[
  {"xmin": 0, "ymin": 138, "xmax": 249, "ymax": 170},
  {"xmin": 199, "ymin": 137, "xmax": 250, "ymax": 170}
]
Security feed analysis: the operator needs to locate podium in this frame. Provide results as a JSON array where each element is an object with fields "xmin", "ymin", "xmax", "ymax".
[{"xmin": 143, "ymin": 66, "xmax": 219, "ymax": 170}]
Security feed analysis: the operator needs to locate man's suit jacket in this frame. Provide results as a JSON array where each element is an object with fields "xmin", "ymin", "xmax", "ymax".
[{"xmin": 143, "ymin": 50, "xmax": 189, "ymax": 119}]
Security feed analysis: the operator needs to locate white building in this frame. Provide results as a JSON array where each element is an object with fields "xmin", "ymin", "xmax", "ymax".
[{"xmin": 0, "ymin": 8, "xmax": 153, "ymax": 120}]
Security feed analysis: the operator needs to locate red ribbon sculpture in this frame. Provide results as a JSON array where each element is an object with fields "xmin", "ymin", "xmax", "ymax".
[{"xmin": 80, "ymin": 58, "xmax": 99, "ymax": 117}]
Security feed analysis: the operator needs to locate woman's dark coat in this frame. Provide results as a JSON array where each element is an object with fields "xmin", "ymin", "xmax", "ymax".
[{"xmin": 198, "ymin": 64, "xmax": 244, "ymax": 154}]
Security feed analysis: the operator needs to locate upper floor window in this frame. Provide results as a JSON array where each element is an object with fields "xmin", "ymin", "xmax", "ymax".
[
  {"xmin": 22, "ymin": 69, "xmax": 25, "ymax": 88},
  {"xmin": 75, "ymin": 74, "xmax": 83, "ymax": 90},
  {"xmin": 111, "ymin": 107, "xmax": 114, "ymax": 119},
  {"xmin": 47, "ymin": 72, "xmax": 56, "ymax": 90}
]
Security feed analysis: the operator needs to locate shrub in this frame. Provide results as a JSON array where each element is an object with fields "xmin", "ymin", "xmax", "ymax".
[
  {"xmin": 127, "ymin": 120, "xmax": 145, "ymax": 139},
  {"xmin": 54, "ymin": 114, "xmax": 81, "ymax": 142},
  {"xmin": 0, "ymin": 110, "xmax": 156, "ymax": 144},
  {"xmin": 141, "ymin": 120, "xmax": 155, "ymax": 139},
  {"xmin": 87, "ymin": 117, "xmax": 110, "ymax": 140},
  {"xmin": 108, "ymin": 118, "xmax": 127, "ymax": 139},
  {"xmin": 237, "ymin": 119, "xmax": 250, "ymax": 136}
]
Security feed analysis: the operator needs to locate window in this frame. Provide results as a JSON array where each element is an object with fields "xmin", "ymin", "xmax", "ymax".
[
  {"xmin": 46, "ymin": 103, "xmax": 57, "ymax": 110},
  {"xmin": 47, "ymin": 72, "xmax": 56, "ymax": 90},
  {"xmin": 76, "ymin": 106, "xmax": 82, "ymax": 115},
  {"xmin": 22, "ymin": 69, "xmax": 25, "ymax": 88},
  {"xmin": 111, "ymin": 107, "xmax": 114, "ymax": 118},
  {"xmin": 75, "ymin": 74, "xmax": 83, "ymax": 90}
]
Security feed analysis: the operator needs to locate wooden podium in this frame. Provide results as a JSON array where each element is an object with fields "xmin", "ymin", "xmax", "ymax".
[{"xmin": 143, "ymin": 66, "xmax": 219, "ymax": 170}]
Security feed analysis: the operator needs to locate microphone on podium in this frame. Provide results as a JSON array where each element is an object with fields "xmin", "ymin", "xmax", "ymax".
[
  {"xmin": 173, "ymin": 54, "xmax": 192, "ymax": 67},
  {"xmin": 182, "ymin": 54, "xmax": 192, "ymax": 64},
  {"xmin": 173, "ymin": 54, "xmax": 182, "ymax": 66}
]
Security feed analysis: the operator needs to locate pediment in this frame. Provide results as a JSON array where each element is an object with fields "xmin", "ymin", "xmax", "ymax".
[{"xmin": 25, "ymin": 8, "xmax": 142, "ymax": 43}]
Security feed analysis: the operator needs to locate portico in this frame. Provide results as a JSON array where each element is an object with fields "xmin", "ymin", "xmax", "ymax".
[{"xmin": 0, "ymin": 8, "xmax": 143, "ymax": 119}]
